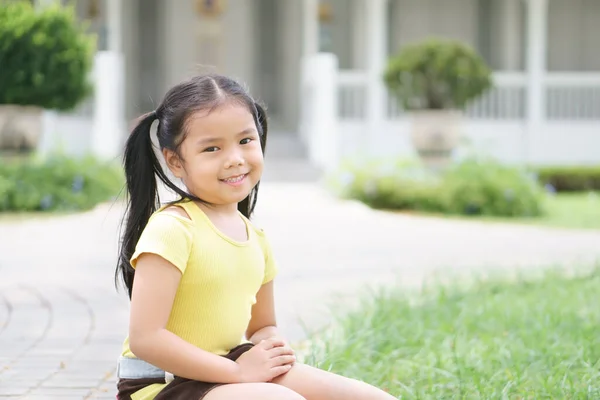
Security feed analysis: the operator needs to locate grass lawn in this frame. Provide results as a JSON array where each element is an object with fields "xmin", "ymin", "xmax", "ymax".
[
  {"xmin": 529, "ymin": 191, "xmax": 600, "ymax": 230},
  {"xmin": 302, "ymin": 267, "xmax": 600, "ymax": 399},
  {"xmin": 395, "ymin": 192, "xmax": 600, "ymax": 230}
]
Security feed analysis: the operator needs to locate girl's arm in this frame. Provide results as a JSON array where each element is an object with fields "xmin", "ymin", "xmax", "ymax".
[
  {"xmin": 246, "ymin": 281, "xmax": 285, "ymax": 344},
  {"xmin": 128, "ymin": 253, "xmax": 242, "ymax": 383}
]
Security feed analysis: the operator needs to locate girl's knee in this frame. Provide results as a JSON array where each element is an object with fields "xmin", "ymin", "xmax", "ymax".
[
  {"xmin": 264, "ymin": 384, "xmax": 306, "ymax": 400},
  {"xmin": 205, "ymin": 382, "xmax": 306, "ymax": 400}
]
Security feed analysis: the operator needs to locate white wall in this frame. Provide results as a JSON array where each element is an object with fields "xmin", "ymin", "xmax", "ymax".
[
  {"xmin": 484, "ymin": 0, "xmax": 525, "ymax": 71},
  {"xmin": 160, "ymin": 2, "xmax": 212, "ymax": 92},
  {"xmin": 389, "ymin": 0, "xmax": 479, "ymax": 53},
  {"xmin": 122, "ymin": 0, "xmax": 142, "ymax": 120},
  {"xmin": 548, "ymin": 0, "xmax": 600, "ymax": 71},
  {"xmin": 222, "ymin": 0, "xmax": 257, "ymax": 90},
  {"xmin": 277, "ymin": 0, "xmax": 303, "ymax": 131},
  {"xmin": 149, "ymin": 0, "xmax": 302, "ymax": 131}
]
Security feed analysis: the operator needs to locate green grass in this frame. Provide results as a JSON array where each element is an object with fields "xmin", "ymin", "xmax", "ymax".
[
  {"xmin": 302, "ymin": 267, "xmax": 600, "ymax": 399},
  {"xmin": 397, "ymin": 192, "xmax": 600, "ymax": 230},
  {"xmin": 532, "ymin": 192, "xmax": 600, "ymax": 229},
  {"xmin": 479, "ymin": 192, "xmax": 600, "ymax": 230}
]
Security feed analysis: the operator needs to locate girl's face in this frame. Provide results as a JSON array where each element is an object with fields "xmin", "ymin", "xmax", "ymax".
[{"xmin": 164, "ymin": 102, "xmax": 264, "ymax": 209}]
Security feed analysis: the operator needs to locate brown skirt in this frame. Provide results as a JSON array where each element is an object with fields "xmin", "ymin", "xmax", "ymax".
[{"xmin": 117, "ymin": 343, "xmax": 254, "ymax": 400}]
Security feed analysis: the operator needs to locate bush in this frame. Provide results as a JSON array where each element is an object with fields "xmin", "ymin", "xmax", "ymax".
[
  {"xmin": 332, "ymin": 158, "xmax": 446, "ymax": 212},
  {"xmin": 331, "ymin": 157, "xmax": 545, "ymax": 218},
  {"xmin": 0, "ymin": 1, "xmax": 96, "ymax": 111},
  {"xmin": 383, "ymin": 38, "xmax": 493, "ymax": 110},
  {"xmin": 0, "ymin": 154, "xmax": 124, "ymax": 212},
  {"xmin": 442, "ymin": 159, "xmax": 544, "ymax": 217},
  {"xmin": 535, "ymin": 166, "xmax": 600, "ymax": 192}
]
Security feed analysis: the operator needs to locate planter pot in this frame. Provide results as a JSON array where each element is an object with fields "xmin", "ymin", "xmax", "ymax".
[
  {"xmin": 0, "ymin": 105, "xmax": 44, "ymax": 153},
  {"xmin": 410, "ymin": 109, "xmax": 462, "ymax": 169}
]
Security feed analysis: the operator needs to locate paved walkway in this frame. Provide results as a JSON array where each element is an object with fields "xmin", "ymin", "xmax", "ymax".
[{"xmin": 1, "ymin": 182, "xmax": 599, "ymax": 399}]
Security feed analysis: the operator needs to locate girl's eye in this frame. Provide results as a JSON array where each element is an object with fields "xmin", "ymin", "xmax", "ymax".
[
  {"xmin": 240, "ymin": 138, "xmax": 253, "ymax": 145},
  {"xmin": 203, "ymin": 146, "xmax": 219, "ymax": 153}
]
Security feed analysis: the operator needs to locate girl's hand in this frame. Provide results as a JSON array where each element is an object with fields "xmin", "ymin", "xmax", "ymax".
[
  {"xmin": 235, "ymin": 337, "xmax": 296, "ymax": 383},
  {"xmin": 258, "ymin": 334, "xmax": 295, "ymax": 356}
]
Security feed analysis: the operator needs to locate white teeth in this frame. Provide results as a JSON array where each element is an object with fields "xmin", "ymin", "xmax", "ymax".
[{"xmin": 224, "ymin": 174, "xmax": 245, "ymax": 183}]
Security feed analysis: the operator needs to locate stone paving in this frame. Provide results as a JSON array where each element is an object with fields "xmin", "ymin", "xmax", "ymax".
[{"xmin": 1, "ymin": 181, "xmax": 600, "ymax": 399}]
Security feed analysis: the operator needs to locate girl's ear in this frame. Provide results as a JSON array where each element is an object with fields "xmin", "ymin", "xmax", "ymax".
[{"xmin": 163, "ymin": 148, "xmax": 184, "ymax": 179}]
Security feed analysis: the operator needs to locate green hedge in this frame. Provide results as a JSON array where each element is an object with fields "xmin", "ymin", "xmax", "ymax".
[
  {"xmin": 0, "ymin": 1, "xmax": 95, "ymax": 110},
  {"xmin": 534, "ymin": 166, "xmax": 600, "ymax": 192},
  {"xmin": 0, "ymin": 154, "xmax": 124, "ymax": 212},
  {"xmin": 331, "ymin": 157, "xmax": 545, "ymax": 218}
]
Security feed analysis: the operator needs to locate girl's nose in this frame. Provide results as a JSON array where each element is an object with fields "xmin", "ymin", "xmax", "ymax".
[{"xmin": 224, "ymin": 152, "xmax": 244, "ymax": 168}]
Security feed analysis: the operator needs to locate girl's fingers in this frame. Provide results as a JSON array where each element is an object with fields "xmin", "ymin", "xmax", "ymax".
[
  {"xmin": 271, "ymin": 355, "xmax": 296, "ymax": 367},
  {"xmin": 259, "ymin": 337, "xmax": 286, "ymax": 350},
  {"xmin": 269, "ymin": 345, "xmax": 295, "ymax": 357}
]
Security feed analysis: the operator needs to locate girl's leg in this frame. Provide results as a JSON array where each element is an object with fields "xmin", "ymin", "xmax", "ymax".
[
  {"xmin": 271, "ymin": 363, "xmax": 397, "ymax": 400},
  {"xmin": 204, "ymin": 382, "xmax": 306, "ymax": 400}
]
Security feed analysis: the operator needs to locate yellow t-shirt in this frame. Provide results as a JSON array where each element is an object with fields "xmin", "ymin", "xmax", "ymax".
[{"xmin": 120, "ymin": 200, "xmax": 278, "ymax": 399}]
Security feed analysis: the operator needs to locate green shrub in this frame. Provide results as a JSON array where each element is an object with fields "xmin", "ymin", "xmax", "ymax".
[
  {"xmin": 0, "ymin": 154, "xmax": 124, "ymax": 212},
  {"xmin": 442, "ymin": 158, "xmax": 544, "ymax": 217},
  {"xmin": 0, "ymin": 175, "xmax": 14, "ymax": 211},
  {"xmin": 383, "ymin": 38, "xmax": 493, "ymax": 110},
  {"xmin": 332, "ymin": 158, "xmax": 446, "ymax": 212},
  {"xmin": 535, "ymin": 165, "xmax": 600, "ymax": 192},
  {"xmin": 0, "ymin": 1, "xmax": 96, "ymax": 110},
  {"xmin": 331, "ymin": 157, "xmax": 545, "ymax": 218}
]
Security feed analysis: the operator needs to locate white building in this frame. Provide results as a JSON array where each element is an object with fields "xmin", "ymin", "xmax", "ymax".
[{"xmin": 45, "ymin": 0, "xmax": 600, "ymax": 168}]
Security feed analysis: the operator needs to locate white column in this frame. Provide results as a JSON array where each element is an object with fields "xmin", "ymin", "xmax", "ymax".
[
  {"xmin": 305, "ymin": 54, "xmax": 339, "ymax": 171},
  {"xmin": 300, "ymin": 0, "xmax": 320, "ymax": 143},
  {"xmin": 303, "ymin": 0, "xmax": 319, "ymax": 57},
  {"xmin": 525, "ymin": 0, "xmax": 548, "ymax": 163},
  {"xmin": 35, "ymin": 0, "xmax": 58, "ymax": 156},
  {"xmin": 91, "ymin": 52, "xmax": 125, "ymax": 160},
  {"xmin": 91, "ymin": 0, "xmax": 125, "ymax": 160},
  {"xmin": 365, "ymin": 0, "xmax": 388, "ymax": 132}
]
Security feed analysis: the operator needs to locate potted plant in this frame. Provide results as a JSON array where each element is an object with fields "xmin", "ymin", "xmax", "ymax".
[
  {"xmin": 383, "ymin": 38, "xmax": 493, "ymax": 168},
  {"xmin": 0, "ymin": 1, "xmax": 95, "ymax": 154}
]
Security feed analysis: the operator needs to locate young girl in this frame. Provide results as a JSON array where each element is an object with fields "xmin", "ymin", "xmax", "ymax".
[{"xmin": 115, "ymin": 74, "xmax": 396, "ymax": 400}]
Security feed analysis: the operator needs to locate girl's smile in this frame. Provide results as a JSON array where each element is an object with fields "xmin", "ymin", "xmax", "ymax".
[{"xmin": 220, "ymin": 173, "xmax": 249, "ymax": 187}]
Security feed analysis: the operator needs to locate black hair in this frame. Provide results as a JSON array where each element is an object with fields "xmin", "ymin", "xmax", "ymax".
[{"xmin": 115, "ymin": 74, "xmax": 268, "ymax": 298}]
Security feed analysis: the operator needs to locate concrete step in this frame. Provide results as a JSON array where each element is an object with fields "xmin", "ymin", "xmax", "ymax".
[
  {"xmin": 262, "ymin": 132, "xmax": 322, "ymax": 182},
  {"xmin": 265, "ymin": 131, "xmax": 307, "ymax": 159},
  {"xmin": 262, "ymin": 158, "xmax": 323, "ymax": 183}
]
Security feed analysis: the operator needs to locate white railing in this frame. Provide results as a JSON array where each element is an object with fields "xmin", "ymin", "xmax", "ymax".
[
  {"xmin": 546, "ymin": 73, "xmax": 600, "ymax": 120},
  {"xmin": 466, "ymin": 73, "xmax": 527, "ymax": 120},
  {"xmin": 337, "ymin": 71, "xmax": 367, "ymax": 120},
  {"xmin": 389, "ymin": 73, "xmax": 528, "ymax": 120},
  {"xmin": 336, "ymin": 70, "xmax": 600, "ymax": 121},
  {"xmin": 301, "ymin": 54, "xmax": 600, "ymax": 169}
]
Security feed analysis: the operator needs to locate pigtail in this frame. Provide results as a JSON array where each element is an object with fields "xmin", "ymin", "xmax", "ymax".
[
  {"xmin": 238, "ymin": 102, "xmax": 269, "ymax": 219},
  {"xmin": 255, "ymin": 102, "xmax": 268, "ymax": 153},
  {"xmin": 116, "ymin": 111, "xmax": 161, "ymax": 298}
]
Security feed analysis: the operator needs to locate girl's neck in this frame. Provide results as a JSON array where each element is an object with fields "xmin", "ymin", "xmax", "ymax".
[{"xmin": 195, "ymin": 201, "xmax": 239, "ymax": 218}]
